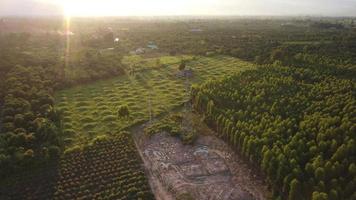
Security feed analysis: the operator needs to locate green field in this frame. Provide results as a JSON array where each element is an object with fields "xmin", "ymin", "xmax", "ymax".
[{"xmin": 55, "ymin": 55, "xmax": 254, "ymax": 149}]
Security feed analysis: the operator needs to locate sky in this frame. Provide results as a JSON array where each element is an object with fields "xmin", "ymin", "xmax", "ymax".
[{"xmin": 0, "ymin": 0, "xmax": 355, "ymax": 16}]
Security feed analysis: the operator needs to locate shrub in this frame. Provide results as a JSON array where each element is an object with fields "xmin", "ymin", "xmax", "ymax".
[
  {"xmin": 179, "ymin": 60, "xmax": 186, "ymax": 71},
  {"xmin": 144, "ymin": 113, "xmax": 197, "ymax": 144},
  {"xmin": 117, "ymin": 105, "xmax": 130, "ymax": 118}
]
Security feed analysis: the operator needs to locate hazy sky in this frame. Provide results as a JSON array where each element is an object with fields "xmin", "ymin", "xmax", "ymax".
[{"xmin": 0, "ymin": 0, "xmax": 355, "ymax": 16}]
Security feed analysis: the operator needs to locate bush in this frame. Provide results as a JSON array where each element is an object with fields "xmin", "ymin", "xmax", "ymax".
[
  {"xmin": 117, "ymin": 105, "xmax": 130, "ymax": 118},
  {"xmin": 181, "ymin": 130, "xmax": 197, "ymax": 145},
  {"xmin": 144, "ymin": 113, "xmax": 197, "ymax": 144},
  {"xmin": 179, "ymin": 60, "xmax": 186, "ymax": 71}
]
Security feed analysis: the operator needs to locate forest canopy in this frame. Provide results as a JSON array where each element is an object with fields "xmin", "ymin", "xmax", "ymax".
[{"xmin": 192, "ymin": 64, "xmax": 356, "ymax": 200}]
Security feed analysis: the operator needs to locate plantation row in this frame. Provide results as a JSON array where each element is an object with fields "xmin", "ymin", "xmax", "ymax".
[
  {"xmin": 191, "ymin": 65, "xmax": 356, "ymax": 200},
  {"xmin": 0, "ymin": 132, "xmax": 154, "ymax": 200}
]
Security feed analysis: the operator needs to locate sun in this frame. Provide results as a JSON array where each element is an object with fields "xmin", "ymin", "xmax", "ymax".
[
  {"xmin": 61, "ymin": 0, "xmax": 108, "ymax": 17},
  {"xmin": 61, "ymin": 1, "xmax": 73, "ymax": 16},
  {"xmin": 55, "ymin": 0, "xmax": 142, "ymax": 16},
  {"xmin": 71, "ymin": 0, "xmax": 151, "ymax": 16},
  {"xmin": 42, "ymin": 0, "xmax": 196, "ymax": 16}
]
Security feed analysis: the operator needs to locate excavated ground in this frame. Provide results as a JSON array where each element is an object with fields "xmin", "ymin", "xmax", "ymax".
[{"xmin": 132, "ymin": 120, "xmax": 268, "ymax": 200}]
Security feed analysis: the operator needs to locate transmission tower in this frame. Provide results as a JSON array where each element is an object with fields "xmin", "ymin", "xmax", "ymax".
[
  {"xmin": 182, "ymin": 69, "xmax": 192, "ymax": 133},
  {"xmin": 148, "ymin": 89, "xmax": 152, "ymax": 123}
]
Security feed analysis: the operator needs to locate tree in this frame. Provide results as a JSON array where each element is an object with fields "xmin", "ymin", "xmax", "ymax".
[
  {"xmin": 118, "ymin": 105, "xmax": 130, "ymax": 118},
  {"xmin": 312, "ymin": 191, "xmax": 328, "ymax": 200},
  {"xmin": 179, "ymin": 60, "xmax": 186, "ymax": 71},
  {"xmin": 23, "ymin": 149, "xmax": 34, "ymax": 158},
  {"xmin": 348, "ymin": 163, "xmax": 356, "ymax": 177},
  {"xmin": 331, "ymin": 144, "xmax": 347, "ymax": 161},
  {"xmin": 315, "ymin": 167, "xmax": 325, "ymax": 181},
  {"xmin": 270, "ymin": 48, "xmax": 284, "ymax": 62},
  {"xmin": 288, "ymin": 179, "xmax": 301, "ymax": 200},
  {"xmin": 328, "ymin": 189, "xmax": 338, "ymax": 200}
]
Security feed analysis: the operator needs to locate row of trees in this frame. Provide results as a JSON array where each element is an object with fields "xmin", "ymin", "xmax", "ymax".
[{"xmin": 191, "ymin": 65, "xmax": 355, "ymax": 200}]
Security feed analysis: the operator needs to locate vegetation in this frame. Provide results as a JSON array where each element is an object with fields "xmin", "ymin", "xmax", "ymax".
[
  {"xmin": 118, "ymin": 105, "xmax": 130, "ymax": 119},
  {"xmin": 0, "ymin": 132, "xmax": 154, "ymax": 199},
  {"xmin": 179, "ymin": 60, "xmax": 186, "ymax": 71},
  {"xmin": 0, "ymin": 28, "xmax": 126, "ymax": 177},
  {"xmin": 192, "ymin": 64, "xmax": 356, "ymax": 200},
  {"xmin": 144, "ymin": 113, "xmax": 197, "ymax": 145},
  {"xmin": 55, "ymin": 55, "xmax": 252, "ymax": 148},
  {"xmin": 0, "ymin": 65, "xmax": 61, "ymax": 178},
  {"xmin": 1, "ymin": 17, "xmax": 355, "ymax": 199}
]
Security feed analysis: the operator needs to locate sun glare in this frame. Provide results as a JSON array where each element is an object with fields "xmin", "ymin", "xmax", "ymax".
[
  {"xmin": 50, "ymin": 0, "xmax": 201, "ymax": 17},
  {"xmin": 61, "ymin": 0, "xmax": 172, "ymax": 16}
]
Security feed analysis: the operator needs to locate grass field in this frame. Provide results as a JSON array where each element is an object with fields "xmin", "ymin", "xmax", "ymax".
[{"xmin": 55, "ymin": 55, "xmax": 254, "ymax": 149}]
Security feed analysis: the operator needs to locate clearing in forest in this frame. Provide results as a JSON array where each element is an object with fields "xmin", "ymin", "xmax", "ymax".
[{"xmin": 132, "ymin": 112, "xmax": 269, "ymax": 200}]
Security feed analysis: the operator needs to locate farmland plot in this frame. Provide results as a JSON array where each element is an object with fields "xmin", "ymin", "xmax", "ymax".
[
  {"xmin": 0, "ymin": 133, "xmax": 154, "ymax": 200},
  {"xmin": 56, "ymin": 55, "xmax": 254, "ymax": 148}
]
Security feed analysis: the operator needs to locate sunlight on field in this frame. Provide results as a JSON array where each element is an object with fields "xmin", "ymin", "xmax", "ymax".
[{"xmin": 55, "ymin": 55, "xmax": 253, "ymax": 148}]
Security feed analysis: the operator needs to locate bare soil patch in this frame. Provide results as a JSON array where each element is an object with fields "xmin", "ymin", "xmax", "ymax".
[{"xmin": 132, "ymin": 119, "xmax": 268, "ymax": 200}]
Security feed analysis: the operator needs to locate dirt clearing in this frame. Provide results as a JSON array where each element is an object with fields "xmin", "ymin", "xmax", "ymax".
[{"xmin": 132, "ymin": 117, "xmax": 269, "ymax": 200}]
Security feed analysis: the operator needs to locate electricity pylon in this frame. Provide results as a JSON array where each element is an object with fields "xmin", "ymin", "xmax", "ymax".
[{"xmin": 182, "ymin": 69, "xmax": 192, "ymax": 133}]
